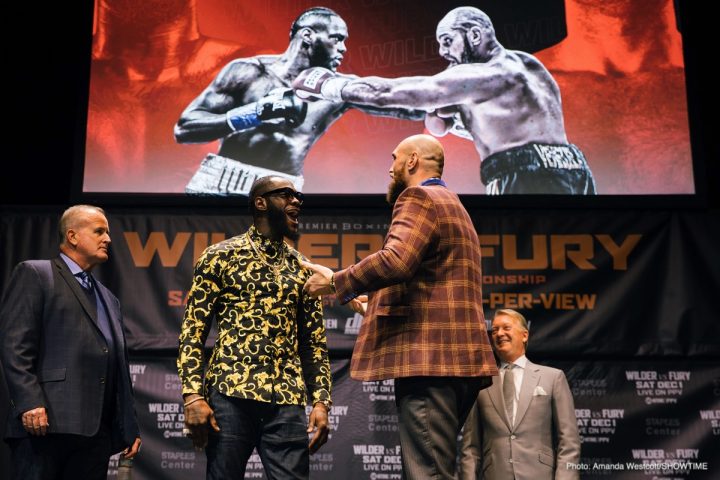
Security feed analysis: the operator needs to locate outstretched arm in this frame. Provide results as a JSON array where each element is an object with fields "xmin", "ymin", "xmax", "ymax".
[
  {"xmin": 332, "ymin": 186, "xmax": 437, "ymax": 303},
  {"xmin": 346, "ymin": 103, "xmax": 425, "ymax": 121},
  {"xmin": 294, "ymin": 64, "xmax": 512, "ymax": 111},
  {"xmin": 342, "ymin": 64, "xmax": 510, "ymax": 110}
]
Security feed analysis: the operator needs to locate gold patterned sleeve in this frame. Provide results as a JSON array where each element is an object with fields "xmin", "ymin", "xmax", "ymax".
[
  {"xmin": 177, "ymin": 247, "xmax": 223, "ymax": 395},
  {"xmin": 297, "ymin": 290, "xmax": 332, "ymax": 406}
]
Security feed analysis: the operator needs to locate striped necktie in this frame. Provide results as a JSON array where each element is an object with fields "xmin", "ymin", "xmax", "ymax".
[{"xmin": 77, "ymin": 271, "xmax": 94, "ymax": 292}]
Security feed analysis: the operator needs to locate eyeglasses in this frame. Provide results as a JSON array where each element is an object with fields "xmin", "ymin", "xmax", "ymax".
[{"xmin": 261, "ymin": 187, "xmax": 304, "ymax": 204}]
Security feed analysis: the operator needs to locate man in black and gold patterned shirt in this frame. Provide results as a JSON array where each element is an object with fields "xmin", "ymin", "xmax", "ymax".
[{"xmin": 178, "ymin": 176, "xmax": 331, "ymax": 479}]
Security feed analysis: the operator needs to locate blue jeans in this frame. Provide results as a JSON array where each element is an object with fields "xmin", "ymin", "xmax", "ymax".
[{"xmin": 206, "ymin": 388, "xmax": 310, "ymax": 480}]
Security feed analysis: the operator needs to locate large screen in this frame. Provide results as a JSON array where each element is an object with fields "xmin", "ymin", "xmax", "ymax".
[{"xmin": 82, "ymin": 0, "xmax": 693, "ymax": 196}]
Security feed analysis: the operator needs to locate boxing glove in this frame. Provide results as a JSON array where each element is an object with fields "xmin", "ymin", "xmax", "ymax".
[
  {"xmin": 425, "ymin": 109, "xmax": 472, "ymax": 140},
  {"xmin": 226, "ymin": 88, "xmax": 307, "ymax": 131},
  {"xmin": 293, "ymin": 67, "xmax": 349, "ymax": 102},
  {"xmin": 447, "ymin": 112, "xmax": 472, "ymax": 140}
]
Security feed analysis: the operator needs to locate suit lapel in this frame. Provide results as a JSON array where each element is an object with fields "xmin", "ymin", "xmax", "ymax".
[
  {"xmin": 487, "ymin": 375, "xmax": 513, "ymax": 430},
  {"xmin": 515, "ymin": 361, "xmax": 540, "ymax": 428},
  {"xmin": 54, "ymin": 258, "xmax": 98, "ymax": 325}
]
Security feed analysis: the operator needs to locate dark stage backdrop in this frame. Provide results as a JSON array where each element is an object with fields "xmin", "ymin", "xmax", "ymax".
[{"xmin": 1, "ymin": 208, "xmax": 719, "ymax": 479}]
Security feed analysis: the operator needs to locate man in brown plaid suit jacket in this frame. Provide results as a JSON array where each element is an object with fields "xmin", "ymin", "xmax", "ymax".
[{"xmin": 303, "ymin": 134, "xmax": 497, "ymax": 479}]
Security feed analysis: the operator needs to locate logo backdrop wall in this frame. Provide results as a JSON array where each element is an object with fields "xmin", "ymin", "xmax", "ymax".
[{"xmin": 1, "ymin": 209, "xmax": 718, "ymax": 479}]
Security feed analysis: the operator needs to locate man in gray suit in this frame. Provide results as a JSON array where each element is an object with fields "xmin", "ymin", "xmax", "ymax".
[
  {"xmin": 0, "ymin": 205, "xmax": 141, "ymax": 480},
  {"xmin": 458, "ymin": 309, "xmax": 581, "ymax": 479}
]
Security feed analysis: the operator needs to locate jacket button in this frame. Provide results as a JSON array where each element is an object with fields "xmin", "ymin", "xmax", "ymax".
[
  {"xmin": 103, "ymin": 348, "xmax": 109, "ymax": 353},
  {"xmin": 100, "ymin": 377, "xmax": 106, "ymax": 384},
  {"xmin": 510, "ymin": 434, "xmax": 516, "ymax": 440}
]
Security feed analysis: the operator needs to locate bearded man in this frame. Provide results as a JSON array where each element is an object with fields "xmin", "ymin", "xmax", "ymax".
[{"xmin": 302, "ymin": 134, "xmax": 497, "ymax": 479}]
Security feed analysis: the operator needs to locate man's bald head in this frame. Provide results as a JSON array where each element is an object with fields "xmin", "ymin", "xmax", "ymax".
[
  {"xmin": 397, "ymin": 134, "xmax": 445, "ymax": 176},
  {"xmin": 437, "ymin": 6, "xmax": 495, "ymax": 37},
  {"xmin": 387, "ymin": 134, "xmax": 446, "ymax": 204}
]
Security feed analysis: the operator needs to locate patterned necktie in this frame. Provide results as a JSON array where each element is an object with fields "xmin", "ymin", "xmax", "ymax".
[
  {"xmin": 77, "ymin": 271, "xmax": 94, "ymax": 292},
  {"xmin": 503, "ymin": 363, "xmax": 516, "ymax": 425}
]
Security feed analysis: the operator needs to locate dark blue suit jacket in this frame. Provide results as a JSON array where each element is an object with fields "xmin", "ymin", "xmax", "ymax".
[{"xmin": 0, "ymin": 258, "xmax": 139, "ymax": 452}]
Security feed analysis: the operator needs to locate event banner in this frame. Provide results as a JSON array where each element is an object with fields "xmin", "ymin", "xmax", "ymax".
[
  {"xmin": 1, "ymin": 208, "xmax": 718, "ymax": 479},
  {"xmin": 83, "ymin": 0, "xmax": 692, "ymax": 195},
  {"xmin": 109, "ymin": 357, "xmax": 719, "ymax": 480},
  {"xmin": 1, "ymin": 209, "xmax": 718, "ymax": 356}
]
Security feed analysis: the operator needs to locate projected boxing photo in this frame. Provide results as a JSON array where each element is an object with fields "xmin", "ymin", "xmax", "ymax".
[{"xmin": 83, "ymin": 0, "xmax": 693, "ymax": 196}]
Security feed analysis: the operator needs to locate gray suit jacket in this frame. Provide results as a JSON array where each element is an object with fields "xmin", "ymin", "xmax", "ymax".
[
  {"xmin": 0, "ymin": 258, "xmax": 139, "ymax": 452},
  {"xmin": 459, "ymin": 360, "xmax": 581, "ymax": 480}
]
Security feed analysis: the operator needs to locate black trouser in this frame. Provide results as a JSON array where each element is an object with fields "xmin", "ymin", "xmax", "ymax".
[
  {"xmin": 9, "ymin": 428, "xmax": 112, "ymax": 480},
  {"xmin": 395, "ymin": 376, "xmax": 490, "ymax": 480}
]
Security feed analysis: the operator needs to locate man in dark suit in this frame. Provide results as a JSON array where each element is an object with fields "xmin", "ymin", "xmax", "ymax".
[
  {"xmin": 0, "ymin": 205, "xmax": 141, "ymax": 480},
  {"xmin": 303, "ymin": 134, "xmax": 498, "ymax": 479},
  {"xmin": 458, "ymin": 309, "xmax": 581, "ymax": 480}
]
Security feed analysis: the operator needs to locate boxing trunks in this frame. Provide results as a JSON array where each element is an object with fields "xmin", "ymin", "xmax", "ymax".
[
  {"xmin": 480, "ymin": 143, "xmax": 597, "ymax": 195},
  {"xmin": 186, "ymin": 153, "xmax": 304, "ymax": 196}
]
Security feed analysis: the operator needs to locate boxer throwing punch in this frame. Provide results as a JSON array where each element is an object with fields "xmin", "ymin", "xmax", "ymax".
[
  {"xmin": 293, "ymin": 7, "xmax": 597, "ymax": 195},
  {"xmin": 175, "ymin": 7, "xmax": 422, "ymax": 194}
]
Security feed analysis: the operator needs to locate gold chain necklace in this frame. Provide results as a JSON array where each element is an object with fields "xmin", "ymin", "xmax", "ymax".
[{"xmin": 246, "ymin": 232, "xmax": 286, "ymax": 277}]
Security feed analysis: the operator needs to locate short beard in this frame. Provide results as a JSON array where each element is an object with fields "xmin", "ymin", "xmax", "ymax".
[
  {"xmin": 461, "ymin": 37, "xmax": 475, "ymax": 64},
  {"xmin": 386, "ymin": 177, "xmax": 407, "ymax": 205},
  {"xmin": 463, "ymin": 36, "xmax": 490, "ymax": 64},
  {"xmin": 267, "ymin": 202, "xmax": 299, "ymax": 241}
]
